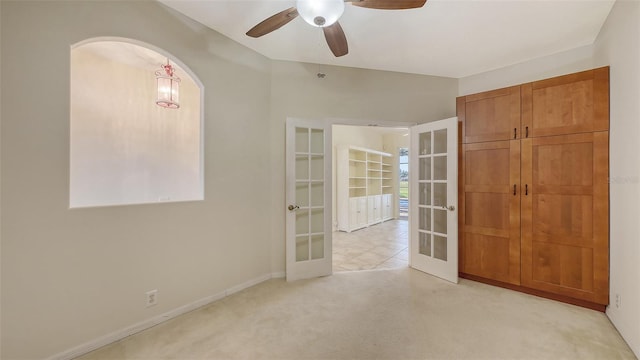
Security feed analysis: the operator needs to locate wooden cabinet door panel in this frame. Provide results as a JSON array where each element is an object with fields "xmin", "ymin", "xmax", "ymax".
[
  {"xmin": 521, "ymin": 132, "xmax": 609, "ymax": 304},
  {"xmin": 522, "ymin": 67, "xmax": 609, "ymax": 138},
  {"xmin": 464, "ymin": 233, "xmax": 511, "ymax": 281},
  {"xmin": 531, "ymin": 242, "xmax": 594, "ymax": 292},
  {"xmin": 465, "ymin": 192, "xmax": 510, "ymax": 232},
  {"xmin": 533, "ymin": 194, "xmax": 593, "ymax": 246},
  {"xmin": 458, "ymin": 86, "xmax": 521, "ymax": 143},
  {"xmin": 461, "ymin": 140, "xmax": 521, "ymax": 284}
]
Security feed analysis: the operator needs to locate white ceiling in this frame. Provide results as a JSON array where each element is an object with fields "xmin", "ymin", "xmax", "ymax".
[{"xmin": 159, "ymin": 0, "xmax": 614, "ymax": 78}]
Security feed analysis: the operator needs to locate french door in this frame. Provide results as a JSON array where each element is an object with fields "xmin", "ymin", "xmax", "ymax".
[
  {"xmin": 410, "ymin": 117, "xmax": 459, "ymax": 283},
  {"xmin": 285, "ymin": 117, "xmax": 457, "ymax": 283},
  {"xmin": 285, "ymin": 118, "xmax": 332, "ymax": 281}
]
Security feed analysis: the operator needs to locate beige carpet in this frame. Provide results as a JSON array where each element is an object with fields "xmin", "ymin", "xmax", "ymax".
[{"xmin": 79, "ymin": 268, "xmax": 636, "ymax": 359}]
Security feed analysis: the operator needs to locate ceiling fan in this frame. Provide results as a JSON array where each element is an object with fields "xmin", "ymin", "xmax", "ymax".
[{"xmin": 246, "ymin": 0, "xmax": 427, "ymax": 57}]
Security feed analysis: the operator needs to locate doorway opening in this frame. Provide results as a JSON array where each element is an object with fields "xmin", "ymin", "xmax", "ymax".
[{"xmin": 331, "ymin": 124, "xmax": 409, "ymax": 272}]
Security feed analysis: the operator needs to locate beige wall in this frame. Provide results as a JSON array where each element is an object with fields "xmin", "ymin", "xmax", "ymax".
[
  {"xmin": 1, "ymin": 1, "xmax": 271, "ymax": 359},
  {"xmin": 332, "ymin": 125, "xmax": 385, "ymax": 151},
  {"xmin": 70, "ymin": 46, "xmax": 202, "ymax": 208},
  {"xmin": 269, "ymin": 60, "xmax": 458, "ymax": 273},
  {"xmin": 594, "ymin": 0, "xmax": 640, "ymax": 355},
  {"xmin": 458, "ymin": 1, "xmax": 640, "ymax": 355},
  {"xmin": 458, "ymin": 44, "xmax": 596, "ymax": 95}
]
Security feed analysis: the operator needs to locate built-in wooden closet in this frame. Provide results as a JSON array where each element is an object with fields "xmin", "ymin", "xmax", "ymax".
[{"xmin": 457, "ymin": 67, "xmax": 610, "ymax": 310}]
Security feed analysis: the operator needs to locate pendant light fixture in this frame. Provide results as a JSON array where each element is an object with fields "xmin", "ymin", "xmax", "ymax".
[{"xmin": 155, "ymin": 60, "xmax": 181, "ymax": 109}]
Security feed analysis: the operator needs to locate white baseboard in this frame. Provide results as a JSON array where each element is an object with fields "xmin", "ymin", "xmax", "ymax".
[
  {"xmin": 47, "ymin": 272, "xmax": 283, "ymax": 360},
  {"xmin": 226, "ymin": 273, "xmax": 272, "ymax": 296}
]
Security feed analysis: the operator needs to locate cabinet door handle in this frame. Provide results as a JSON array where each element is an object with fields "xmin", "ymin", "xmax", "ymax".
[
  {"xmin": 526, "ymin": 126, "xmax": 529, "ymax": 138},
  {"xmin": 525, "ymin": 184, "xmax": 528, "ymax": 195},
  {"xmin": 514, "ymin": 128, "xmax": 517, "ymax": 139},
  {"xmin": 513, "ymin": 184, "xmax": 516, "ymax": 196}
]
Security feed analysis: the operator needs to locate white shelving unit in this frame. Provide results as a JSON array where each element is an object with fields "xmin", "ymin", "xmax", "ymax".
[{"xmin": 337, "ymin": 146, "xmax": 394, "ymax": 232}]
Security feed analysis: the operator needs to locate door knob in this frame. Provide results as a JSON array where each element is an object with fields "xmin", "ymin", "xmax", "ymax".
[
  {"xmin": 442, "ymin": 205, "xmax": 455, "ymax": 211},
  {"xmin": 288, "ymin": 205, "xmax": 300, "ymax": 211}
]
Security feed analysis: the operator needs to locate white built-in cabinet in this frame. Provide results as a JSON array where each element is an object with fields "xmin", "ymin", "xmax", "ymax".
[
  {"xmin": 337, "ymin": 146, "xmax": 394, "ymax": 232},
  {"xmin": 382, "ymin": 193, "xmax": 393, "ymax": 220},
  {"xmin": 349, "ymin": 197, "xmax": 368, "ymax": 229}
]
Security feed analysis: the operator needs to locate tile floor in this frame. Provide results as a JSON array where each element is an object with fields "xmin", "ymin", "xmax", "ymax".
[{"xmin": 333, "ymin": 219, "xmax": 408, "ymax": 272}]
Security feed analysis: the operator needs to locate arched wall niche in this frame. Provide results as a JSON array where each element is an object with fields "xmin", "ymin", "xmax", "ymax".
[{"xmin": 70, "ymin": 37, "xmax": 204, "ymax": 208}]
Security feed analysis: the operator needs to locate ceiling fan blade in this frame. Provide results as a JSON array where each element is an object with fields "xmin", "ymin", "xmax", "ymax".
[
  {"xmin": 246, "ymin": 7, "xmax": 299, "ymax": 38},
  {"xmin": 350, "ymin": 0, "xmax": 426, "ymax": 10},
  {"xmin": 323, "ymin": 22, "xmax": 348, "ymax": 57}
]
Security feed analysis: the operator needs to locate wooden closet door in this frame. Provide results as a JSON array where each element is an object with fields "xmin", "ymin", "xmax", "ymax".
[
  {"xmin": 461, "ymin": 140, "xmax": 521, "ymax": 284},
  {"xmin": 521, "ymin": 67, "xmax": 609, "ymax": 138},
  {"xmin": 458, "ymin": 86, "xmax": 521, "ymax": 143},
  {"xmin": 521, "ymin": 132, "xmax": 609, "ymax": 304}
]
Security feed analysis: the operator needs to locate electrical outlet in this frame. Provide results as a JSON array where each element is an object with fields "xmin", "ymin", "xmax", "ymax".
[
  {"xmin": 615, "ymin": 293, "xmax": 621, "ymax": 309},
  {"xmin": 146, "ymin": 289, "xmax": 158, "ymax": 307}
]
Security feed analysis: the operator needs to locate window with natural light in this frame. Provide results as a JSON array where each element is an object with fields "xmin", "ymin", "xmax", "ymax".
[{"xmin": 399, "ymin": 147, "xmax": 409, "ymax": 219}]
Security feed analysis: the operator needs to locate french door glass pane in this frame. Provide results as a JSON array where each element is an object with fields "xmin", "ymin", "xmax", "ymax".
[
  {"xmin": 296, "ymin": 155, "xmax": 309, "ymax": 180},
  {"xmin": 419, "ymin": 207, "xmax": 431, "ymax": 231},
  {"xmin": 296, "ymin": 236, "xmax": 309, "ymax": 261},
  {"xmin": 433, "ymin": 156, "xmax": 447, "ymax": 180},
  {"xmin": 310, "ymin": 129, "xmax": 324, "ymax": 154},
  {"xmin": 310, "ymin": 209, "xmax": 323, "ymax": 233},
  {"xmin": 434, "ymin": 235, "xmax": 447, "ymax": 261},
  {"xmin": 311, "ymin": 234, "xmax": 324, "ymax": 260},
  {"xmin": 310, "ymin": 182, "xmax": 323, "ymax": 207},
  {"xmin": 433, "ymin": 183, "xmax": 447, "ymax": 207},
  {"xmin": 295, "ymin": 127, "xmax": 308, "ymax": 153},
  {"xmin": 434, "ymin": 209, "xmax": 447, "ymax": 234},
  {"xmin": 296, "ymin": 209, "xmax": 309, "ymax": 234},
  {"xmin": 310, "ymin": 156, "xmax": 323, "ymax": 180},
  {"xmin": 419, "ymin": 183, "xmax": 431, "ymax": 205},
  {"xmin": 296, "ymin": 183, "xmax": 309, "ymax": 207},
  {"xmin": 419, "ymin": 158, "xmax": 431, "ymax": 180},
  {"xmin": 420, "ymin": 132, "xmax": 432, "ymax": 155},
  {"xmin": 419, "ymin": 232, "xmax": 431, "ymax": 256},
  {"xmin": 434, "ymin": 129, "xmax": 447, "ymax": 154}
]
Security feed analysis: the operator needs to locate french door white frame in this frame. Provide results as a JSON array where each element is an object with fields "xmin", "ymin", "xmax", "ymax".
[
  {"xmin": 285, "ymin": 118, "xmax": 442, "ymax": 280},
  {"xmin": 409, "ymin": 117, "xmax": 459, "ymax": 283},
  {"xmin": 285, "ymin": 118, "xmax": 333, "ymax": 281}
]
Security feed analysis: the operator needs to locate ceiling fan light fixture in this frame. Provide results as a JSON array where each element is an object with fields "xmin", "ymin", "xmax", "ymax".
[{"xmin": 296, "ymin": 0, "xmax": 345, "ymax": 27}]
